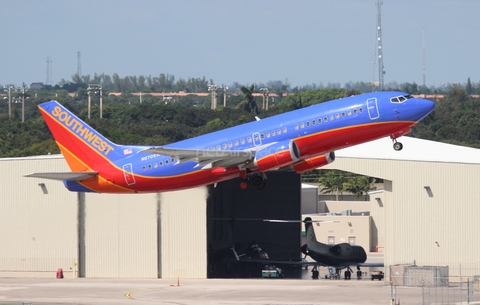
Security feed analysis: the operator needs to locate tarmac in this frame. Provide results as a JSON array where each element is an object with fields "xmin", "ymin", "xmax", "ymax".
[{"xmin": 0, "ymin": 275, "xmax": 428, "ymax": 305}]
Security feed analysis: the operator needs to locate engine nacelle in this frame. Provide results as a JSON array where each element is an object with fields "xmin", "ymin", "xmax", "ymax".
[
  {"xmin": 254, "ymin": 140, "xmax": 300, "ymax": 172},
  {"xmin": 292, "ymin": 152, "xmax": 335, "ymax": 173}
]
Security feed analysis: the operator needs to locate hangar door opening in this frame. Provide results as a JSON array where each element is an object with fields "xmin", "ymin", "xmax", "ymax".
[{"xmin": 207, "ymin": 172, "xmax": 302, "ymax": 278}]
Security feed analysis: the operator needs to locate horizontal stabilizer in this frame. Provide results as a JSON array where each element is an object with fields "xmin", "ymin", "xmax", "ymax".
[{"xmin": 24, "ymin": 172, "xmax": 98, "ymax": 181}]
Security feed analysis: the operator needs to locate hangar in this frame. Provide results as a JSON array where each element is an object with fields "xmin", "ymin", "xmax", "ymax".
[{"xmin": 0, "ymin": 136, "xmax": 479, "ymax": 279}]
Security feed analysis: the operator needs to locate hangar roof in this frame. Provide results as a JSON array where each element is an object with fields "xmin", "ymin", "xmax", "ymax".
[{"xmin": 336, "ymin": 136, "xmax": 480, "ymax": 165}]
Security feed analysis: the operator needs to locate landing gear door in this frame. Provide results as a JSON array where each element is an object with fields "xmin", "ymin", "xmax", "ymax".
[
  {"xmin": 123, "ymin": 163, "xmax": 136, "ymax": 186},
  {"xmin": 367, "ymin": 98, "xmax": 380, "ymax": 120}
]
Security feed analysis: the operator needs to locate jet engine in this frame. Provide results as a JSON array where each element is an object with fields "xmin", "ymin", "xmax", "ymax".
[
  {"xmin": 254, "ymin": 140, "xmax": 300, "ymax": 172},
  {"xmin": 292, "ymin": 152, "xmax": 335, "ymax": 174}
]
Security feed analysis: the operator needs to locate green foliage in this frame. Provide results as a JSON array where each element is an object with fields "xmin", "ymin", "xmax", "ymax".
[
  {"xmin": 343, "ymin": 176, "xmax": 376, "ymax": 200},
  {"xmin": 277, "ymin": 88, "xmax": 345, "ymax": 112}
]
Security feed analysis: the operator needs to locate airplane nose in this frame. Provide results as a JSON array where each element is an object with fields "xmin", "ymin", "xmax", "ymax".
[{"xmin": 417, "ymin": 98, "xmax": 435, "ymax": 117}]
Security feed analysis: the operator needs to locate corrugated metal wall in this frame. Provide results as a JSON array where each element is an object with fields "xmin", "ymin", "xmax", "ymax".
[
  {"xmin": 326, "ymin": 158, "xmax": 480, "ymax": 277},
  {"xmin": 83, "ymin": 193, "xmax": 158, "ymax": 278},
  {"xmin": 159, "ymin": 187, "xmax": 207, "ymax": 279},
  {"xmin": 0, "ymin": 156, "xmax": 78, "ymax": 274}
]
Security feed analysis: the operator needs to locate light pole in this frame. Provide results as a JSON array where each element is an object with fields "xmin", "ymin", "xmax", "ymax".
[
  {"xmin": 260, "ymin": 88, "xmax": 269, "ymax": 110},
  {"xmin": 223, "ymin": 86, "xmax": 228, "ymax": 107},
  {"xmin": 87, "ymin": 84, "xmax": 102, "ymax": 119},
  {"xmin": 208, "ymin": 85, "xmax": 220, "ymax": 110}
]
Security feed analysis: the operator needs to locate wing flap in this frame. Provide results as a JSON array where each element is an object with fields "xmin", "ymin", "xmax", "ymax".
[
  {"xmin": 24, "ymin": 172, "xmax": 98, "ymax": 181},
  {"xmin": 141, "ymin": 146, "xmax": 254, "ymax": 169}
]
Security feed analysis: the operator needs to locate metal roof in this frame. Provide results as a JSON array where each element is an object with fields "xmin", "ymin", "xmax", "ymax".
[{"xmin": 336, "ymin": 136, "xmax": 480, "ymax": 165}]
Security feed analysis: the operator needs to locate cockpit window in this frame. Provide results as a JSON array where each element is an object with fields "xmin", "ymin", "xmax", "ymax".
[{"xmin": 390, "ymin": 95, "xmax": 413, "ymax": 103}]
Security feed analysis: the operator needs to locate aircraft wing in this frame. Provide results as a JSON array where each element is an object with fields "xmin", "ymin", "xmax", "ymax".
[
  {"xmin": 24, "ymin": 172, "xmax": 98, "ymax": 181},
  {"xmin": 237, "ymin": 257, "xmax": 383, "ymax": 268},
  {"xmin": 141, "ymin": 146, "xmax": 256, "ymax": 169}
]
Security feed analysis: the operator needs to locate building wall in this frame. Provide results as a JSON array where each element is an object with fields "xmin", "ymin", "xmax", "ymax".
[
  {"xmin": 326, "ymin": 158, "xmax": 480, "ymax": 277},
  {"xmin": 82, "ymin": 193, "xmax": 159, "ymax": 278},
  {"xmin": 0, "ymin": 156, "xmax": 208, "ymax": 279},
  {"xmin": 302, "ymin": 215, "xmax": 371, "ymax": 251},
  {"xmin": 0, "ymin": 156, "xmax": 77, "ymax": 276},
  {"xmin": 159, "ymin": 187, "xmax": 208, "ymax": 279}
]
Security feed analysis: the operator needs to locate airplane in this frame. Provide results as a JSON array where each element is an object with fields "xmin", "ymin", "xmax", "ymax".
[
  {"xmin": 227, "ymin": 217, "xmax": 383, "ymax": 279},
  {"xmin": 25, "ymin": 92, "xmax": 435, "ymax": 193}
]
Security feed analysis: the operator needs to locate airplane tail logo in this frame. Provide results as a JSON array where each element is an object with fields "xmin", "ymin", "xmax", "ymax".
[{"xmin": 38, "ymin": 101, "xmax": 129, "ymax": 171}]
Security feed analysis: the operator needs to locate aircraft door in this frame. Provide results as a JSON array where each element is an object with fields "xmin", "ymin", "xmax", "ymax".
[
  {"xmin": 252, "ymin": 132, "xmax": 262, "ymax": 146},
  {"xmin": 123, "ymin": 163, "xmax": 136, "ymax": 186},
  {"xmin": 367, "ymin": 98, "xmax": 380, "ymax": 120}
]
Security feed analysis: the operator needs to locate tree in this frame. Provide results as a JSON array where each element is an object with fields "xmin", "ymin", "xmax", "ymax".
[
  {"xmin": 466, "ymin": 77, "xmax": 473, "ymax": 95},
  {"xmin": 343, "ymin": 176, "xmax": 376, "ymax": 200},
  {"xmin": 318, "ymin": 170, "xmax": 346, "ymax": 201},
  {"xmin": 236, "ymin": 84, "xmax": 258, "ymax": 114}
]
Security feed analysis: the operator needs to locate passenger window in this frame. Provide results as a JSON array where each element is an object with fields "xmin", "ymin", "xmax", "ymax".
[
  {"xmin": 165, "ymin": 160, "xmax": 169, "ymax": 165},
  {"xmin": 234, "ymin": 140, "xmax": 239, "ymax": 146},
  {"xmin": 300, "ymin": 123, "xmax": 304, "ymax": 129},
  {"xmin": 142, "ymin": 166, "xmax": 146, "ymax": 171},
  {"xmin": 241, "ymin": 139, "xmax": 245, "ymax": 144},
  {"xmin": 341, "ymin": 112, "xmax": 346, "ymax": 117},
  {"xmin": 294, "ymin": 125, "xmax": 299, "ymax": 130},
  {"xmin": 318, "ymin": 118, "xmax": 322, "ymax": 124},
  {"xmin": 306, "ymin": 122, "xmax": 310, "ymax": 127},
  {"xmin": 359, "ymin": 108, "xmax": 363, "ymax": 113},
  {"xmin": 216, "ymin": 145, "xmax": 221, "ymax": 150},
  {"xmin": 324, "ymin": 117, "xmax": 328, "ymax": 122},
  {"xmin": 330, "ymin": 115, "xmax": 334, "ymax": 121},
  {"xmin": 228, "ymin": 142, "xmax": 233, "ymax": 148},
  {"xmin": 266, "ymin": 132, "xmax": 271, "ymax": 137},
  {"xmin": 335, "ymin": 113, "xmax": 340, "ymax": 119},
  {"xmin": 354, "ymin": 109, "xmax": 357, "ymax": 114},
  {"xmin": 148, "ymin": 164, "xmax": 152, "ymax": 170},
  {"xmin": 159, "ymin": 162, "xmax": 163, "ymax": 166},
  {"xmin": 312, "ymin": 120, "xmax": 316, "ymax": 125},
  {"xmin": 154, "ymin": 163, "xmax": 158, "ymax": 168},
  {"xmin": 277, "ymin": 129, "xmax": 281, "ymax": 134},
  {"xmin": 347, "ymin": 110, "xmax": 352, "ymax": 116},
  {"xmin": 222, "ymin": 144, "xmax": 227, "ymax": 149},
  {"xmin": 261, "ymin": 134, "xmax": 265, "ymax": 139},
  {"xmin": 247, "ymin": 137, "xmax": 252, "ymax": 143},
  {"xmin": 283, "ymin": 127, "xmax": 287, "ymax": 133}
]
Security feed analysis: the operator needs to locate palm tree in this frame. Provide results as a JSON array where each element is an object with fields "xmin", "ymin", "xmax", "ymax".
[
  {"xmin": 318, "ymin": 170, "xmax": 346, "ymax": 201},
  {"xmin": 344, "ymin": 176, "xmax": 376, "ymax": 200},
  {"xmin": 236, "ymin": 84, "xmax": 258, "ymax": 114}
]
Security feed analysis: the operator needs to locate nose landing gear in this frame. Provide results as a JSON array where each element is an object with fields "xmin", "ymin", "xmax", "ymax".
[{"xmin": 393, "ymin": 139, "xmax": 403, "ymax": 151}]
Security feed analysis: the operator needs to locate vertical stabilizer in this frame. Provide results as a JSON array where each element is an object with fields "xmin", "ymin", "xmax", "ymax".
[{"xmin": 38, "ymin": 100, "xmax": 128, "ymax": 171}]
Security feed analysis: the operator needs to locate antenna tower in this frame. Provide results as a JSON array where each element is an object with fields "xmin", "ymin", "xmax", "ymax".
[
  {"xmin": 375, "ymin": 0, "xmax": 385, "ymax": 91},
  {"xmin": 77, "ymin": 52, "xmax": 82, "ymax": 77},
  {"xmin": 46, "ymin": 56, "xmax": 53, "ymax": 86}
]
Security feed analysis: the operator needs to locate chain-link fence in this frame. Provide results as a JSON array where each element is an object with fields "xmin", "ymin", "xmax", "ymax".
[{"xmin": 388, "ymin": 265, "xmax": 480, "ymax": 304}]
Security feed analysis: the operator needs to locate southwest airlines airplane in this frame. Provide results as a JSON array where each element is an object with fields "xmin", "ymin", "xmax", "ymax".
[{"xmin": 25, "ymin": 92, "xmax": 434, "ymax": 193}]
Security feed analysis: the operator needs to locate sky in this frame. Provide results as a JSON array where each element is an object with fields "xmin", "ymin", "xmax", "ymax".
[{"xmin": 1, "ymin": 0, "xmax": 479, "ymax": 89}]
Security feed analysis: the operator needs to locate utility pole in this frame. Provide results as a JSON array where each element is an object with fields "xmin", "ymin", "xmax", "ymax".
[
  {"xmin": 21, "ymin": 83, "xmax": 27, "ymax": 123},
  {"xmin": 7, "ymin": 85, "xmax": 13, "ymax": 119},
  {"xmin": 260, "ymin": 88, "xmax": 269, "ymax": 110}
]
